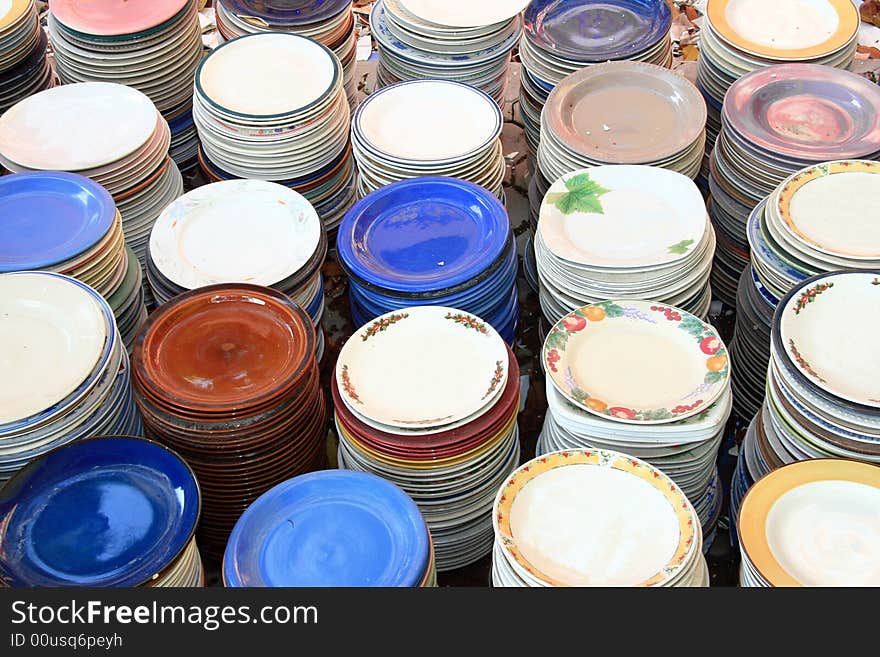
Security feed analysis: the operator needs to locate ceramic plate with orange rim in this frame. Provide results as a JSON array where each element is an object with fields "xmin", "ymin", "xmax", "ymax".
[
  {"xmin": 738, "ymin": 459, "xmax": 880, "ymax": 586},
  {"xmin": 543, "ymin": 300, "xmax": 730, "ymax": 424},
  {"xmin": 705, "ymin": 0, "xmax": 858, "ymax": 61},
  {"xmin": 492, "ymin": 449, "xmax": 700, "ymax": 587},
  {"xmin": 0, "ymin": 0, "xmax": 31, "ymax": 31}
]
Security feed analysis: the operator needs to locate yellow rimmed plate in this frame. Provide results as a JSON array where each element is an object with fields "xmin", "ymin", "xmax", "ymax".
[
  {"xmin": 492, "ymin": 449, "xmax": 699, "ymax": 587},
  {"xmin": 706, "ymin": 0, "xmax": 858, "ymax": 61},
  {"xmin": 0, "ymin": 0, "xmax": 31, "ymax": 32},
  {"xmin": 738, "ymin": 459, "xmax": 880, "ymax": 587}
]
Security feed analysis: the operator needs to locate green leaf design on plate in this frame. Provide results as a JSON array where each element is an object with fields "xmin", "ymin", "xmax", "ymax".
[
  {"xmin": 704, "ymin": 370, "xmax": 727, "ymax": 385},
  {"xmin": 668, "ymin": 239, "xmax": 695, "ymax": 255},
  {"xmin": 544, "ymin": 172, "xmax": 610, "ymax": 216},
  {"xmin": 594, "ymin": 300, "xmax": 625, "ymax": 318}
]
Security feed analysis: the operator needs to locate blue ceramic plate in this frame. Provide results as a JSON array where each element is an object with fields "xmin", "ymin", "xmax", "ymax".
[
  {"xmin": 0, "ymin": 437, "xmax": 199, "ymax": 587},
  {"xmin": 223, "ymin": 0, "xmax": 351, "ymax": 27},
  {"xmin": 337, "ymin": 177, "xmax": 509, "ymax": 294},
  {"xmin": 525, "ymin": 0, "xmax": 671, "ymax": 62},
  {"xmin": 224, "ymin": 471, "xmax": 429, "ymax": 587},
  {"xmin": 0, "ymin": 172, "xmax": 116, "ymax": 273}
]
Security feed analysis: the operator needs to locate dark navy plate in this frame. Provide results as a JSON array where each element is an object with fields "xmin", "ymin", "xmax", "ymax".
[
  {"xmin": 525, "ymin": 0, "xmax": 671, "ymax": 62},
  {"xmin": 337, "ymin": 176, "xmax": 509, "ymax": 294},
  {"xmin": 0, "ymin": 172, "xmax": 116, "ymax": 273},
  {"xmin": 0, "ymin": 437, "xmax": 200, "ymax": 587},
  {"xmin": 223, "ymin": 0, "xmax": 351, "ymax": 28},
  {"xmin": 224, "ymin": 471, "xmax": 429, "ymax": 587}
]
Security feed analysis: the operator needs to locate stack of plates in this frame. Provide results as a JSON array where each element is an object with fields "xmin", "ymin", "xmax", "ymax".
[
  {"xmin": 168, "ymin": 110, "xmax": 199, "ymax": 172},
  {"xmin": 491, "ymin": 450, "xmax": 709, "ymax": 587},
  {"xmin": 519, "ymin": 0, "xmax": 672, "ymax": 152},
  {"xmin": 132, "ymin": 284, "xmax": 326, "ymax": 558},
  {"xmin": 737, "ymin": 459, "xmax": 880, "ymax": 587},
  {"xmin": 534, "ymin": 167, "xmax": 715, "ymax": 325},
  {"xmin": 351, "ymin": 80, "xmax": 506, "ymax": 200},
  {"xmin": 46, "ymin": 0, "xmax": 203, "ymax": 169},
  {"xmin": 0, "ymin": 0, "xmax": 52, "ymax": 113},
  {"xmin": 370, "ymin": 0, "xmax": 524, "ymax": 107},
  {"xmin": 337, "ymin": 177, "xmax": 518, "ymax": 343},
  {"xmin": 193, "ymin": 33, "xmax": 356, "ymax": 234},
  {"xmin": 224, "ymin": 471, "xmax": 435, "ymax": 587},
  {"xmin": 0, "ymin": 172, "xmax": 148, "ymax": 351},
  {"xmin": 334, "ymin": 306, "xmax": 521, "ymax": 571},
  {"xmin": 0, "ymin": 436, "xmax": 203, "ymax": 588},
  {"xmin": 729, "ymin": 264, "xmax": 774, "ymax": 421},
  {"xmin": 0, "ymin": 272, "xmax": 143, "ymax": 484},
  {"xmin": 698, "ymin": 0, "xmax": 859, "ymax": 166},
  {"xmin": 214, "ymin": 0, "xmax": 358, "ymax": 111},
  {"xmin": 0, "ymin": 82, "xmax": 184, "ymax": 308},
  {"xmin": 707, "ymin": 64, "xmax": 880, "ymax": 305},
  {"xmin": 146, "ymin": 180, "xmax": 327, "ymax": 357}
]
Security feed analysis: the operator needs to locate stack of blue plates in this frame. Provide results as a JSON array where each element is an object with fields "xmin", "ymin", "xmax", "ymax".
[
  {"xmin": 168, "ymin": 109, "xmax": 199, "ymax": 172},
  {"xmin": 337, "ymin": 177, "xmax": 518, "ymax": 344},
  {"xmin": 0, "ymin": 436, "xmax": 203, "ymax": 587},
  {"xmin": 224, "ymin": 470, "xmax": 434, "ymax": 587}
]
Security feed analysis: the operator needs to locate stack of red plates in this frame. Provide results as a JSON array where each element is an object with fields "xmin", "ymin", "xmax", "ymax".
[{"xmin": 132, "ymin": 284, "xmax": 327, "ymax": 558}]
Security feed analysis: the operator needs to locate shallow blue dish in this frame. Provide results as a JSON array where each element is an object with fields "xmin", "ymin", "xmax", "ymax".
[
  {"xmin": 337, "ymin": 177, "xmax": 509, "ymax": 294},
  {"xmin": 0, "ymin": 436, "xmax": 199, "ymax": 587},
  {"xmin": 223, "ymin": 0, "xmax": 351, "ymax": 27},
  {"xmin": 224, "ymin": 470, "xmax": 429, "ymax": 587},
  {"xmin": 0, "ymin": 172, "xmax": 116, "ymax": 273},
  {"xmin": 525, "ymin": 0, "xmax": 671, "ymax": 62}
]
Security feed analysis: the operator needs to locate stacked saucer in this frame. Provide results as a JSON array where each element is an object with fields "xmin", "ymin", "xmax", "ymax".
[
  {"xmin": 132, "ymin": 284, "xmax": 327, "ymax": 558},
  {"xmin": 224, "ymin": 471, "xmax": 434, "ymax": 587},
  {"xmin": 193, "ymin": 33, "xmax": 355, "ymax": 233},
  {"xmin": 334, "ymin": 307, "xmax": 521, "ymax": 571},
  {"xmin": 0, "ymin": 272, "xmax": 142, "ymax": 484},
  {"xmin": 371, "ymin": 0, "xmax": 524, "ymax": 107},
  {"xmin": 0, "ymin": 0, "xmax": 52, "ymax": 113},
  {"xmin": 214, "ymin": 0, "xmax": 358, "ymax": 110},
  {"xmin": 337, "ymin": 177, "xmax": 518, "ymax": 343},
  {"xmin": 0, "ymin": 82, "xmax": 184, "ymax": 307},
  {"xmin": 351, "ymin": 80, "xmax": 506, "ymax": 200},
  {"xmin": 729, "ymin": 264, "xmax": 774, "ymax": 421},
  {"xmin": 491, "ymin": 450, "xmax": 708, "ymax": 587},
  {"xmin": 0, "ymin": 172, "xmax": 148, "ymax": 351},
  {"xmin": 146, "ymin": 180, "xmax": 327, "ymax": 356},
  {"xmin": 534, "ymin": 167, "xmax": 714, "ymax": 325},
  {"xmin": 0, "ymin": 436, "xmax": 203, "ymax": 588},
  {"xmin": 519, "ymin": 0, "xmax": 672, "ymax": 151},
  {"xmin": 168, "ymin": 110, "xmax": 200, "ymax": 172}
]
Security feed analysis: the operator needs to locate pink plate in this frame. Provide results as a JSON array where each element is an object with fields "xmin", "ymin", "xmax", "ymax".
[{"xmin": 49, "ymin": 0, "xmax": 189, "ymax": 36}]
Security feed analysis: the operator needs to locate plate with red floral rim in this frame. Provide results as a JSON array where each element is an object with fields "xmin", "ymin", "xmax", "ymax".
[
  {"xmin": 492, "ymin": 449, "xmax": 700, "ymax": 587},
  {"xmin": 777, "ymin": 271, "xmax": 880, "ymax": 410},
  {"xmin": 335, "ymin": 306, "xmax": 509, "ymax": 430},
  {"xmin": 542, "ymin": 300, "xmax": 730, "ymax": 424}
]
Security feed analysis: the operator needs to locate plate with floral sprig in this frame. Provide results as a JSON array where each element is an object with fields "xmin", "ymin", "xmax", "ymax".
[{"xmin": 542, "ymin": 300, "xmax": 730, "ymax": 424}]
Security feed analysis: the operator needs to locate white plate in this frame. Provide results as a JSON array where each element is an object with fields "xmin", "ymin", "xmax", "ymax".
[
  {"xmin": 149, "ymin": 179, "xmax": 321, "ymax": 290},
  {"xmin": 397, "ymin": 0, "xmax": 529, "ymax": 29}
]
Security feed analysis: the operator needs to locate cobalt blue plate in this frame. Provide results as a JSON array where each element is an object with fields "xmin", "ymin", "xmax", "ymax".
[
  {"xmin": 525, "ymin": 0, "xmax": 671, "ymax": 62},
  {"xmin": 224, "ymin": 471, "xmax": 429, "ymax": 587},
  {"xmin": 0, "ymin": 436, "xmax": 199, "ymax": 587},
  {"xmin": 337, "ymin": 177, "xmax": 509, "ymax": 294},
  {"xmin": 224, "ymin": 0, "xmax": 351, "ymax": 27},
  {"xmin": 0, "ymin": 172, "xmax": 116, "ymax": 273}
]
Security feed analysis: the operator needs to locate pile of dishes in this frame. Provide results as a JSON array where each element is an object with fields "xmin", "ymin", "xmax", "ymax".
[
  {"xmin": 132, "ymin": 284, "xmax": 326, "ymax": 558},
  {"xmin": 0, "ymin": 82, "xmax": 183, "ymax": 308},
  {"xmin": 214, "ymin": 0, "xmax": 358, "ymax": 110},
  {"xmin": 491, "ymin": 450, "xmax": 708, "ymax": 587},
  {"xmin": 334, "ymin": 306, "xmax": 521, "ymax": 571},
  {"xmin": 698, "ymin": 0, "xmax": 859, "ymax": 163},
  {"xmin": 371, "ymin": 0, "xmax": 524, "ymax": 107},
  {"xmin": 729, "ymin": 264, "xmax": 774, "ymax": 421},
  {"xmin": 224, "ymin": 471, "xmax": 436, "ymax": 587},
  {"xmin": 537, "ymin": 300, "xmax": 731, "ymax": 537},
  {"xmin": 351, "ymin": 80, "xmax": 506, "ymax": 200},
  {"xmin": 0, "ymin": 272, "xmax": 142, "ymax": 485},
  {"xmin": 519, "ymin": 0, "xmax": 672, "ymax": 151},
  {"xmin": 0, "ymin": 172, "xmax": 148, "ymax": 351},
  {"xmin": 0, "ymin": 436, "xmax": 203, "ymax": 588},
  {"xmin": 737, "ymin": 459, "xmax": 880, "ymax": 587},
  {"xmin": 146, "ymin": 180, "xmax": 327, "ymax": 358},
  {"xmin": 707, "ymin": 65, "xmax": 880, "ymax": 305},
  {"xmin": 534, "ymin": 167, "xmax": 714, "ymax": 325},
  {"xmin": 0, "ymin": 0, "xmax": 52, "ymax": 113},
  {"xmin": 194, "ymin": 33, "xmax": 355, "ymax": 233},
  {"xmin": 337, "ymin": 177, "xmax": 518, "ymax": 343}
]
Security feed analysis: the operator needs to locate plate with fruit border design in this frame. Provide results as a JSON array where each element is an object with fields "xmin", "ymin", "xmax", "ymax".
[{"xmin": 542, "ymin": 300, "xmax": 730, "ymax": 424}]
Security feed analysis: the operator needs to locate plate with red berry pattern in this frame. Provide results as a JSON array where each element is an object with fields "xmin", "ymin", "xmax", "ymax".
[{"xmin": 542, "ymin": 300, "xmax": 730, "ymax": 424}]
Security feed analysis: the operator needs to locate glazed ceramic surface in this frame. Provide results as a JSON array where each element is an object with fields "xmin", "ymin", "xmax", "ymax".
[{"xmin": 397, "ymin": 0, "xmax": 530, "ymax": 28}]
